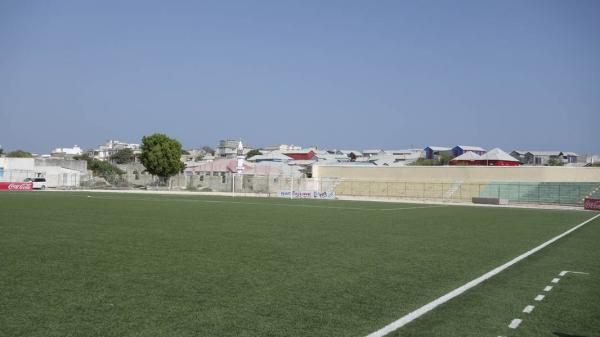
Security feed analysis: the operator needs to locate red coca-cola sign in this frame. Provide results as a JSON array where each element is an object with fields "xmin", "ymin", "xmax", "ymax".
[
  {"xmin": 584, "ymin": 198, "xmax": 600, "ymax": 211},
  {"xmin": 0, "ymin": 182, "xmax": 33, "ymax": 191}
]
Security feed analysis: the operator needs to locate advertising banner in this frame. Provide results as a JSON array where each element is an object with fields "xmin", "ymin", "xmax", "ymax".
[
  {"xmin": 277, "ymin": 190, "xmax": 335, "ymax": 199},
  {"xmin": 584, "ymin": 198, "xmax": 600, "ymax": 211},
  {"xmin": 0, "ymin": 182, "xmax": 33, "ymax": 191}
]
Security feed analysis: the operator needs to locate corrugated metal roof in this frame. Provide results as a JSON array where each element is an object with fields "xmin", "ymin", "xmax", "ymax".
[
  {"xmin": 451, "ymin": 152, "xmax": 481, "ymax": 161},
  {"xmin": 525, "ymin": 151, "xmax": 562, "ymax": 156},
  {"xmin": 456, "ymin": 145, "xmax": 486, "ymax": 151},
  {"xmin": 479, "ymin": 148, "xmax": 519, "ymax": 161},
  {"xmin": 425, "ymin": 146, "xmax": 452, "ymax": 151}
]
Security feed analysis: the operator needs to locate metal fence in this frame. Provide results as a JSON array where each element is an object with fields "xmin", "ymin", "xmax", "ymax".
[
  {"xmin": 79, "ymin": 174, "xmax": 600, "ymax": 206},
  {"xmin": 4, "ymin": 168, "xmax": 598, "ymax": 206},
  {"xmin": 0, "ymin": 169, "xmax": 81, "ymax": 188},
  {"xmin": 327, "ymin": 179, "xmax": 600, "ymax": 206}
]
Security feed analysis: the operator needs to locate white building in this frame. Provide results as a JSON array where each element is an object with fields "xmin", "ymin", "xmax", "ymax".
[
  {"xmin": 215, "ymin": 139, "xmax": 253, "ymax": 159},
  {"xmin": 51, "ymin": 145, "xmax": 83, "ymax": 157},
  {"xmin": 89, "ymin": 140, "xmax": 140, "ymax": 161},
  {"xmin": 261, "ymin": 144, "xmax": 303, "ymax": 153},
  {"xmin": 0, "ymin": 157, "xmax": 85, "ymax": 188}
]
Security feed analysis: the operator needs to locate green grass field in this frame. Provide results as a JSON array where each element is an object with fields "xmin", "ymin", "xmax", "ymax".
[{"xmin": 1, "ymin": 192, "xmax": 599, "ymax": 337}]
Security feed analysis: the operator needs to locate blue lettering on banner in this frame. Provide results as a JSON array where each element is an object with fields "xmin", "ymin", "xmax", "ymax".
[{"xmin": 277, "ymin": 190, "xmax": 335, "ymax": 199}]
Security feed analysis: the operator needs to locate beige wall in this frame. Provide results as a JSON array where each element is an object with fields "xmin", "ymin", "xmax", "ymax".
[{"xmin": 313, "ymin": 165, "xmax": 600, "ymax": 183}]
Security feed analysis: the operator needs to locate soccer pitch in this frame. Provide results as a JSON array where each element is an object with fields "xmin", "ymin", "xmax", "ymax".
[{"xmin": 1, "ymin": 192, "xmax": 599, "ymax": 337}]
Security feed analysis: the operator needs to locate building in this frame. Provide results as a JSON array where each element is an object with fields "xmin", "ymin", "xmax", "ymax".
[
  {"xmin": 261, "ymin": 144, "xmax": 302, "ymax": 153},
  {"xmin": 215, "ymin": 139, "xmax": 253, "ymax": 159},
  {"xmin": 362, "ymin": 149, "xmax": 384, "ymax": 158},
  {"xmin": 246, "ymin": 151, "xmax": 293, "ymax": 163},
  {"xmin": 0, "ymin": 157, "xmax": 86, "ymax": 187},
  {"xmin": 88, "ymin": 140, "xmax": 140, "ymax": 161},
  {"xmin": 475, "ymin": 148, "xmax": 520, "ymax": 166},
  {"xmin": 509, "ymin": 150, "xmax": 528, "ymax": 164},
  {"xmin": 522, "ymin": 151, "xmax": 579, "ymax": 166},
  {"xmin": 51, "ymin": 145, "xmax": 83, "ymax": 158},
  {"xmin": 281, "ymin": 149, "xmax": 316, "ymax": 161},
  {"xmin": 449, "ymin": 152, "xmax": 481, "ymax": 165},
  {"xmin": 451, "ymin": 145, "xmax": 486, "ymax": 157},
  {"xmin": 424, "ymin": 146, "xmax": 452, "ymax": 160}
]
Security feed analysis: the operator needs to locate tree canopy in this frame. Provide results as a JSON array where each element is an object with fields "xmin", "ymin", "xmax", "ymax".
[
  {"xmin": 109, "ymin": 148, "xmax": 135, "ymax": 164},
  {"xmin": 547, "ymin": 156, "xmax": 564, "ymax": 166},
  {"xmin": 409, "ymin": 152, "xmax": 454, "ymax": 166},
  {"xmin": 140, "ymin": 133, "xmax": 185, "ymax": 179},
  {"xmin": 6, "ymin": 150, "xmax": 33, "ymax": 158},
  {"xmin": 74, "ymin": 154, "xmax": 125, "ymax": 179},
  {"xmin": 245, "ymin": 149, "xmax": 262, "ymax": 159}
]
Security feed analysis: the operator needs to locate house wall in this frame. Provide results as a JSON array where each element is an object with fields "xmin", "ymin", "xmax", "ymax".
[
  {"xmin": 35, "ymin": 158, "xmax": 87, "ymax": 173},
  {"xmin": 313, "ymin": 165, "xmax": 600, "ymax": 183}
]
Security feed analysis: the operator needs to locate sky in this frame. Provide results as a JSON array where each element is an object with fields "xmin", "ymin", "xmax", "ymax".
[{"xmin": 1, "ymin": 0, "xmax": 599, "ymax": 154}]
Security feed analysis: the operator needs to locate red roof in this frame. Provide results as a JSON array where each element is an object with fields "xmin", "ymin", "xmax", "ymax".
[{"xmin": 283, "ymin": 150, "xmax": 315, "ymax": 160}]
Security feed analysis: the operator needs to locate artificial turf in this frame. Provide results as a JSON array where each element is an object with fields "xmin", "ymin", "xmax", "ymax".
[{"xmin": 0, "ymin": 191, "xmax": 597, "ymax": 337}]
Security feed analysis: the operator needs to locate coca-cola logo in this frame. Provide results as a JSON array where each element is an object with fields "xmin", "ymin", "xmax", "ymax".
[{"xmin": 8, "ymin": 183, "xmax": 32, "ymax": 190}]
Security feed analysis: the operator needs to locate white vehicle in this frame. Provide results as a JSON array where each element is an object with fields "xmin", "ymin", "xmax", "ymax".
[{"xmin": 24, "ymin": 177, "xmax": 47, "ymax": 190}]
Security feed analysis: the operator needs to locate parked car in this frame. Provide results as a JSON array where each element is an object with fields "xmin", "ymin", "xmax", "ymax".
[{"xmin": 24, "ymin": 177, "xmax": 47, "ymax": 190}]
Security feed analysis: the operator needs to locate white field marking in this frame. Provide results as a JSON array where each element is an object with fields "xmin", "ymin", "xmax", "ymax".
[
  {"xmin": 551, "ymin": 278, "xmax": 560, "ymax": 283},
  {"xmin": 84, "ymin": 195, "xmax": 445, "ymax": 212},
  {"xmin": 535, "ymin": 295, "xmax": 545, "ymax": 301},
  {"xmin": 559, "ymin": 270, "xmax": 590, "ymax": 277},
  {"xmin": 544, "ymin": 286, "xmax": 553, "ymax": 292},
  {"xmin": 508, "ymin": 319, "xmax": 522, "ymax": 329},
  {"xmin": 376, "ymin": 205, "xmax": 448, "ymax": 211},
  {"xmin": 523, "ymin": 305, "xmax": 535, "ymax": 314},
  {"xmin": 364, "ymin": 213, "xmax": 600, "ymax": 337}
]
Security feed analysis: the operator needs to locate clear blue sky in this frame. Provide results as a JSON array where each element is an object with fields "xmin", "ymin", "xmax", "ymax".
[{"xmin": 1, "ymin": 0, "xmax": 599, "ymax": 154}]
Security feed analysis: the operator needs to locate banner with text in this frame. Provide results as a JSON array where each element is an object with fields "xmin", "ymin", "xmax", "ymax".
[
  {"xmin": 277, "ymin": 190, "xmax": 335, "ymax": 199},
  {"xmin": 0, "ymin": 182, "xmax": 33, "ymax": 191},
  {"xmin": 584, "ymin": 198, "xmax": 600, "ymax": 211}
]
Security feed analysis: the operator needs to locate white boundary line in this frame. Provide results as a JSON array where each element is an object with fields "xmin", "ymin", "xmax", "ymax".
[
  {"xmin": 559, "ymin": 270, "xmax": 589, "ymax": 276},
  {"xmin": 364, "ymin": 213, "xmax": 600, "ymax": 337},
  {"xmin": 523, "ymin": 305, "xmax": 535, "ymax": 313},
  {"xmin": 508, "ymin": 319, "xmax": 522, "ymax": 329}
]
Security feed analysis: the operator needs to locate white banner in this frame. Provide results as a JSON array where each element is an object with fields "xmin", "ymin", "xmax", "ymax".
[{"xmin": 277, "ymin": 190, "xmax": 335, "ymax": 199}]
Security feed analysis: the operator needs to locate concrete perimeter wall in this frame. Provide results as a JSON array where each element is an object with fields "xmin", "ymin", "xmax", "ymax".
[{"xmin": 313, "ymin": 165, "xmax": 600, "ymax": 183}]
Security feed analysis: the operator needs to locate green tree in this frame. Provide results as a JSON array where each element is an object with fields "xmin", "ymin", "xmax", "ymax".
[
  {"xmin": 0, "ymin": 148, "xmax": 4, "ymax": 156},
  {"xmin": 74, "ymin": 154, "xmax": 125, "ymax": 183},
  {"xmin": 437, "ymin": 152, "xmax": 454, "ymax": 165},
  {"xmin": 409, "ymin": 158, "xmax": 435, "ymax": 166},
  {"xmin": 109, "ymin": 148, "xmax": 135, "ymax": 164},
  {"xmin": 6, "ymin": 150, "xmax": 32, "ymax": 158},
  {"xmin": 547, "ymin": 156, "xmax": 564, "ymax": 166},
  {"xmin": 409, "ymin": 153, "xmax": 454, "ymax": 166},
  {"xmin": 140, "ymin": 133, "xmax": 185, "ymax": 182},
  {"xmin": 245, "ymin": 149, "xmax": 262, "ymax": 159}
]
